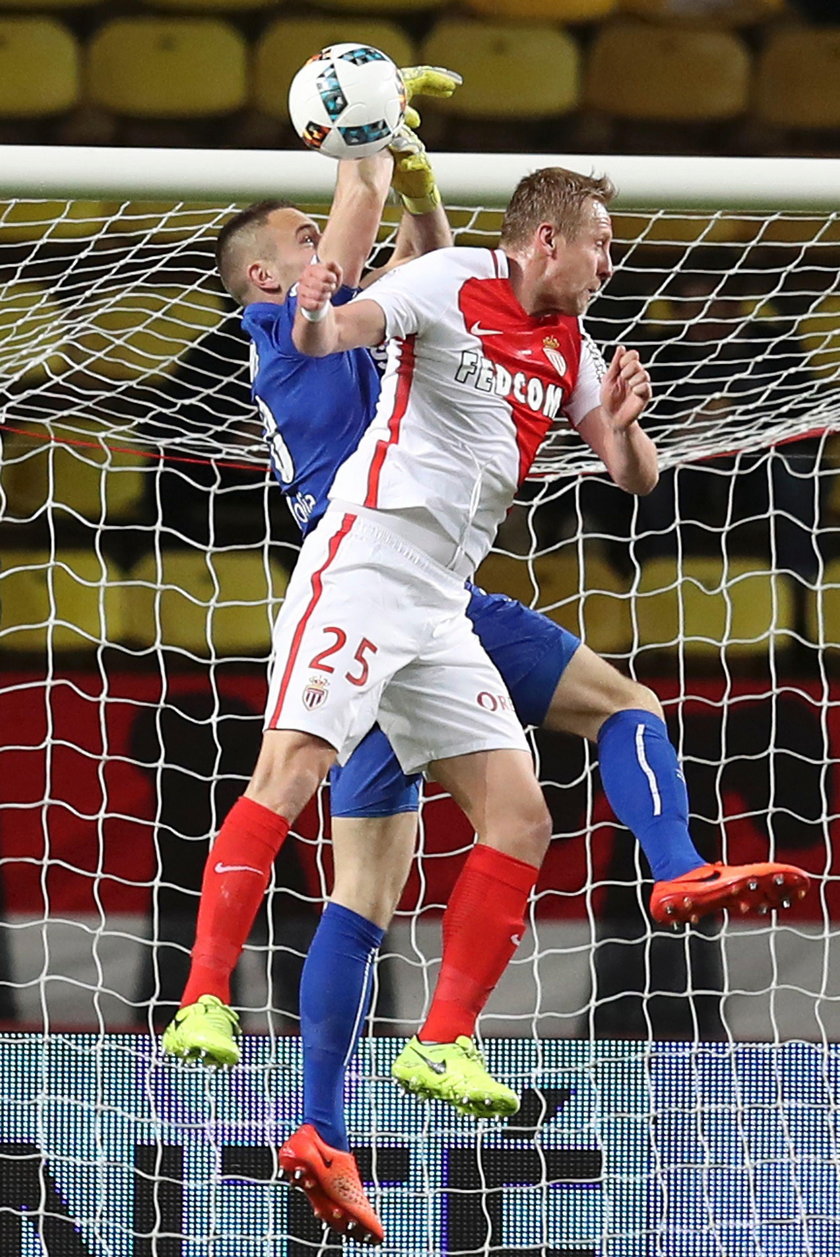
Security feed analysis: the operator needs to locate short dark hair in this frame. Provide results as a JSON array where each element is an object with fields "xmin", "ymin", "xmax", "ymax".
[
  {"xmin": 500, "ymin": 167, "xmax": 616, "ymax": 251},
  {"xmin": 215, "ymin": 198, "xmax": 296, "ymax": 303}
]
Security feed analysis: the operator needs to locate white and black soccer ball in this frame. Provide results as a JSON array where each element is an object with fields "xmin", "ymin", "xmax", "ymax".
[{"xmin": 288, "ymin": 43, "xmax": 406, "ymax": 161}]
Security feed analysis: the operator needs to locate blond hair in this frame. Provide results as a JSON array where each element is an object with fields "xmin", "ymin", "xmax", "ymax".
[{"xmin": 500, "ymin": 167, "xmax": 616, "ymax": 251}]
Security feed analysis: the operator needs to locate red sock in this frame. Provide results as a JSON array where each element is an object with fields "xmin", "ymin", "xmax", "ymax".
[
  {"xmin": 180, "ymin": 796, "xmax": 290, "ymax": 1008},
  {"xmin": 419, "ymin": 843, "xmax": 538, "ymax": 1043}
]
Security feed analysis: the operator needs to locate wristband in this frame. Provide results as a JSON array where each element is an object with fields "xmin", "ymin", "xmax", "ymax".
[{"xmin": 300, "ymin": 302, "xmax": 329, "ymax": 323}]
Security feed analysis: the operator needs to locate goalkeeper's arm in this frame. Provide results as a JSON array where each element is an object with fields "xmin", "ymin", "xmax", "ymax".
[{"xmin": 362, "ymin": 65, "xmax": 459, "ymax": 283}]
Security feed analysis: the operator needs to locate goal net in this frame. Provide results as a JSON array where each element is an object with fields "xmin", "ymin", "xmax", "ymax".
[{"xmin": 1, "ymin": 148, "xmax": 840, "ymax": 1254}]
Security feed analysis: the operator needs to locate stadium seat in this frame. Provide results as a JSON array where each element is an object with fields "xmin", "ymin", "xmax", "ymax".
[
  {"xmin": 307, "ymin": 0, "xmax": 447, "ymax": 11},
  {"xmin": 584, "ymin": 20, "xmax": 750, "ymax": 121},
  {"xmin": 475, "ymin": 549, "xmax": 632, "ymax": 657},
  {"xmin": 0, "ymin": 282, "xmax": 67, "ymax": 384},
  {"xmin": 536, "ymin": 551, "xmax": 633, "ymax": 657},
  {"xmin": 635, "ymin": 557, "xmax": 796, "ymax": 657},
  {"xmin": 0, "ymin": 0, "xmax": 104, "ymax": 8},
  {"xmin": 86, "ymin": 18, "xmax": 247, "ymax": 118},
  {"xmin": 797, "ymin": 296, "xmax": 840, "ymax": 382},
  {"xmin": 0, "ymin": 549, "xmax": 128, "ymax": 653},
  {"xmin": 2, "ymin": 420, "xmax": 149, "ymax": 526},
  {"xmin": 419, "ymin": 19, "xmax": 580, "ymax": 119},
  {"xmin": 805, "ymin": 559, "xmax": 840, "ymax": 650},
  {"xmin": 464, "ymin": 0, "xmax": 618, "ymax": 19},
  {"xmin": 621, "ymin": 0, "xmax": 785, "ymax": 24},
  {"xmin": 0, "ymin": 201, "xmax": 111, "ymax": 244},
  {"xmin": 753, "ymin": 26, "xmax": 840, "ymax": 131},
  {"xmin": 124, "ymin": 549, "xmax": 288, "ymax": 657},
  {"xmin": 0, "ymin": 17, "xmax": 79, "ymax": 117},
  {"xmin": 140, "ymin": 0, "xmax": 278, "ymax": 9},
  {"xmin": 253, "ymin": 18, "xmax": 415, "ymax": 119},
  {"xmin": 69, "ymin": 284, "xmax": 227, "ymax": 383}
]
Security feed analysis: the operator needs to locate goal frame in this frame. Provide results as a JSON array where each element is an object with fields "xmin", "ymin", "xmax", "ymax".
[{"xmin": 1, "ymin": 145, "xmax": 839, "ymax": 209}]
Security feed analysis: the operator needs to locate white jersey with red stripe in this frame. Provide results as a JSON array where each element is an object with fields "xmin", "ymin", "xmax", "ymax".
[{"xmin": 328, "ymin": 246, "xmax": 604, "ymax": 574}]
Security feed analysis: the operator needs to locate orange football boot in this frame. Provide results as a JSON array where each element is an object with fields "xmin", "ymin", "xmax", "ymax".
[
  {"xmin": 278, "ymin": 1123, "xmax": 383, "ymax": 1246},
  {"xmin": 650, "ymin": 861, "xmax": 810, "ymax": 926}
]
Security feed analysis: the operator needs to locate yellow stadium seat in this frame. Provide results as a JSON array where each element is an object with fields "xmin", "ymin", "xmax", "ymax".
[
  {"xmin": 69, "ymin": 284, "xmax": 227, "ymax": 383},
  {"xmin": 474, "ymin": 549, "xmax": 632, "ymax": 656},
  {"xmin": 0, "ymin": 549, "xmax": 128, "ymax": 653},
  {"xmin": 797, "ymin": 296, "xmax": 840, "ymax": 383},
  {"xmin": 0, "ymin": 0, "xmax": 104, "ymax": 7},
  {"xmin": 2, "ymin": 420, "xmax": 148, "ymax": 525},
  {"xmin": 307, "ymin": 0, "xmax": 446, "ymax": 11},
  {"xmin": 754, "ymin": 26, "xmax": 840, "ymax": 131},
  {"xmin": 0, "ymin": 18, "xmax": 78, "ymax": 117},
  {"xmin": 0, "ymin": 282, "xmax": 68, "ymax": 384},
  {"xmin": 419, "ymin": 19, "xmax": 580, "ymax": 118},
  {"xmin": 253, "ymin": 18, "xmax": 415, "ymax": 119},
  {"xmin": 86, "ymin": 18, "xmax": 247, "ymax": 118},
  {"xmin": 536, "ymin": 551, "xmax": 633, "ymax": 657},
  {"xmin": 622, "ymin": 0, "xmax": 784, "ymax": 23},
  {"xmin": 635, "ymin": 557, "xmax": 795, "ymax": 657},
  {"xmin": 584, "ymin": 20, "xmax": 750, "ymax": 121},
  {"xmin": 464, "ymin": 0, "xmax": 617, "ymax": 19},
  {"xmin": 125, "ymin": 549, "xmax": 289, "ymax": 657},
  {"xmin": 140, "ymin": 0, "xmax": 278, "ymax": 10},
  {"xmin": 474, "ymin": 553, "xmax": 542, "ymax": 608},
  {"xmin": 805, "ymin": 560, "xmax": 840, "ymax": 650},
  {"xmin": 0, "ymin": 200, "xmax": 111, "ymax": 244}
]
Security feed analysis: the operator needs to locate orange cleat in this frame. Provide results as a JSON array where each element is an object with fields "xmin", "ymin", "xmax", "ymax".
[
  {"xmin": 278, "ymin": 1123, "xmax": 384, "ymax": 1246},
  {"xmin": 650, "ymin": 861, "xmax": 811, "ymax": 926}
]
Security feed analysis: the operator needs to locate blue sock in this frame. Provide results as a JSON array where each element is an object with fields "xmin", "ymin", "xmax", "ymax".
[
  {"xmin": 300, "ymin": 901, "xmax": 384, "ymax": 1151},
  {"xmin": 597, "ymin": 708, "xmax": 706, "ymax": 882}
]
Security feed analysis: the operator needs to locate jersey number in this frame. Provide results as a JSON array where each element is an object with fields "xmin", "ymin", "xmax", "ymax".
[
  {"xmin": 310, "ymin": 627, "xmax": 379, "ymax": 687},
  {"xmin": 256, "ymin": 395, "xmax": 296, "ymax": 484}
]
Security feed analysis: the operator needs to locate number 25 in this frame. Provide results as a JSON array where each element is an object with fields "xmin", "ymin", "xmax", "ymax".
[{"xmin": 310, "ymin": 628, "xmax": 378, "ymax": 687}]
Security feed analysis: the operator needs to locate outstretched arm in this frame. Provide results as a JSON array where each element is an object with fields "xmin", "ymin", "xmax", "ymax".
[
  {"xmin": 316, "ymin": 152, "xmax": 394, "ymax": 290},
  {"xmin": 577, "ymin": 345, "xmax": 659, "ymax": 495},
  {"xmin": 293, "ymin": 260, "xmax": 386, "ymax": 357},
  {"xmin": 363, "ymin": 65, "xmax": 460, "ymax": 285}
]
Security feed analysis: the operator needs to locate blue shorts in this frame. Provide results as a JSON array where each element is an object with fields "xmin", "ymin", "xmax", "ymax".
[{"xmin": 329, "ymin": 584, "xmax": 580, "ymax": 818}]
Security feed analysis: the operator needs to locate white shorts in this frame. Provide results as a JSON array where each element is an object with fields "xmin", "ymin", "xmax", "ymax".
[{"xmin": 264, "ymin": 506, "xmax": 528, "ymax": 775}]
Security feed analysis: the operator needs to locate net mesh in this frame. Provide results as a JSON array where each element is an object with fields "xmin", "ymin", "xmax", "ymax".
[{"xmin": 1, "ymin": 188, "xmax": 840, "ymax": 1254}]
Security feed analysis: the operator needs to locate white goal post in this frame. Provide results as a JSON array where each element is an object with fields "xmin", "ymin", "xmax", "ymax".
[{"xmin": 1, "ymin": 148, "xmax": 840, "ymax": 1256}]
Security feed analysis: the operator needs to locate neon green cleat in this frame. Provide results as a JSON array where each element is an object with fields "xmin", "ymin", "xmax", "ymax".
[
  {"xmin": 161, "ymin": 995, "xmax": 241, "ymax": 1067},
  {"xmin": 391, "ymin": 1035, "xmax": 519, "ymax": 1119}
]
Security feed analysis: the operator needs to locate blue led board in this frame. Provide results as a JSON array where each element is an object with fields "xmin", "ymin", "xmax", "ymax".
[{"xmin": 0, "ymin": 1035, "xmax": 837, "ymax": 1255}]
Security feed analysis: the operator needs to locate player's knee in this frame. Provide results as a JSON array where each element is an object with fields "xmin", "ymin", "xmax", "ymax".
[
  {"xmin": 246, "ymin": 730, "xmax": 335, "ymax": 819},
  {"xmin": 620, "ymin": 682, "xmax": 664, "ymax": 722},
  {"xmin": 491, "ymin": 797, "xmax": 552, "ymax": 866}
]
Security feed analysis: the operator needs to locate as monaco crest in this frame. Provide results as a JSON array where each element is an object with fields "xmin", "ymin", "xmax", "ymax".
[
  {"xmin": 542, "ymin": 335, "xmax": 567, "ymax": 378},
  {"xmin": 302, "ymin": 676, "xmax": 329, "ymax": 710}
]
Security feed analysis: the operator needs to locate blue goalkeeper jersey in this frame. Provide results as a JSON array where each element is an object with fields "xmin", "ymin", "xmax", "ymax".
[{"xmin": 242, "ymin": 285, "xmax": 380, "ymax": 535}]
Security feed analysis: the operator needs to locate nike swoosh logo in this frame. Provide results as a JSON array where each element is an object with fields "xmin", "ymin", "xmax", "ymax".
[
  {"xmin": 411, "ymin": 1047, "xmax": 447, "ymax": 1075},
  {"xmin": 469, "ymin": 320, "xmax": 503, "ymax": 336},
  {"xmin": 214, "ymin": 862, "xmax": 262, "ymax": 876},
  {"xmin": 316, "ymin": 1146, "xmax": 333, "ymax": 1169}
]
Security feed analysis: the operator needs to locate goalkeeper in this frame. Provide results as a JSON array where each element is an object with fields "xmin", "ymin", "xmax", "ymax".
[{"xmin": 162, "ymin": 67, "xmax": 810, "ymax": 1247}]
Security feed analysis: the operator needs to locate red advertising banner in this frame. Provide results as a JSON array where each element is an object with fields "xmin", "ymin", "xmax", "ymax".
[{"xmin": 1, "ymin": 668, "xmax": 836, "ymax": 922}]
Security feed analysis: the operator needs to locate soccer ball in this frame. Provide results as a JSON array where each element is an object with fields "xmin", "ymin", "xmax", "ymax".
[{"xmin": 288, "ymin": 43, "xmax": 406, "ymax": 161}]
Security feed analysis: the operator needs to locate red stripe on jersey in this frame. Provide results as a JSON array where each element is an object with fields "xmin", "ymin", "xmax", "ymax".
[
  {"xmin": 267, "ymin": 512, "xmax": 356, "ymax": 729},
  {"xmin": 364, "ymin": 335, "xmax": 416, "ymax": 507},
  {"xmin": 457, "ymin": 277, "xmax": 582, "ymax": 485}
]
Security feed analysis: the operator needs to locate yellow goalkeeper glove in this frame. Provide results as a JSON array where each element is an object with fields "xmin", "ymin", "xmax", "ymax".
[
  {"xmin": 391, "ymin": 65, "xmax": 462, "ymax": 216},
  {"xmin": 389, "ymin": 125, "xmax": 441, "ymax": 216}
]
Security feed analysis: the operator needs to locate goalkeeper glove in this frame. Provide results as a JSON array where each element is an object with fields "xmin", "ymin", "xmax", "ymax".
[
  {"xmin": 389, "ymin": 125, "xmax": 441, "ymax": 216},
  {"xmin": 391, "ymin": 65, "xmax": 462, "ymax": 216}
]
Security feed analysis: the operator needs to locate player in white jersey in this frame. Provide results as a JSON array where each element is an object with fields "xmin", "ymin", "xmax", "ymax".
[{"xmin": 165, "ymin": 154, "xmax": 811, "ymax": 1246}]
